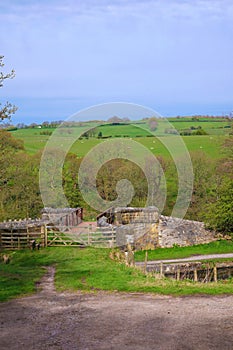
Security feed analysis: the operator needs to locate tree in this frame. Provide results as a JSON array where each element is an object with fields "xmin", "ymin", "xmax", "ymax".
[
  {"xmin": 203, "ymin": 138, "xmax": 233, "ymax": 234},
  {"xmin": 96, "ymin": 158, "xmax": 148, "ymax": 206},
  {"xmin": 0, "ymin": 131, "xmax": 43, "ymax": 220},
  {"xmin": 0, "ymin": 56, "xmax": 17, "ymax": 121},
  {"xmin": 186, "ymin": 151, "xmax": 214, "ymax": 221},
  {"xmin": 148, "ymin": 117, "xmax": 158, "ymax": 132},
  {"xmin": 107, "ymin": 116, "xmax": 124, "ymax": 124},
  {"xmin": 63, "ymin": 153, "xmax": 84, "ymax": 208},
  {"xmin": 204, "ymin": 178, "xmax": 233, "ymax": 234}
]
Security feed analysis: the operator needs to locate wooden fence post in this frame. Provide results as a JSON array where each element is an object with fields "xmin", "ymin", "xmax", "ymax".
[
  {"xmin": 177, "ymin": 268, "xmax": 180, "ymax": 281},
  {"xmin": 144, "ymin": 251, "xmax": 148, "ymax": 273},
  {"xmin": 41, "ymin": 225, "xmax": 47, "ymax": 247},
  {"xmin": 111, "ymin": 227, "xmax": 115, "ymax": 247},
  {"xmin": 194, "ymin": 268, "xmax": 198, "ymax": 282},
  {"xmin": 160, "ymin": 262, "xmax": 163, "ymax": 277},
  {"xmin": 27, "ymin": 225, "xmax": 29, "ymax": 248},
  {"xmin": 11, "ymin": 224, "xmax": 13, "ymax": 249},
  {"xmin": 213, "ymin": 266, "xmax": 217, "ymax": 282},
  {"xmin": 88, "ymin": 224, "xmax": 92, "ymax": 246}
]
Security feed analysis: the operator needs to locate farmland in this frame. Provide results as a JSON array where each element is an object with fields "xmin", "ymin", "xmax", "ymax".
[
  {"xmin": 71, "ymin": 135, "xmax": 224, "ymax": 159},
  {"xmin": 10, "ymin": 117, "xmax": 232, "ymax": 158}
]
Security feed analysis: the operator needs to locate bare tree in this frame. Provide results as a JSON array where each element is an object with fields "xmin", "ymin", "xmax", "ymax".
[{"xmin": 0, "ymin": 56, "xmax": 17, "ymax": 121}]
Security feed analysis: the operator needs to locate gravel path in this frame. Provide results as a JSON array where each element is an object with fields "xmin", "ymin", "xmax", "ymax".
[
  {"xmin": 0, "ymin": 266, "xmax": 233, "ymax": 350},
  {"xmin": 136, "ymin": 253, "xmax": 233, "ymax": 266}
]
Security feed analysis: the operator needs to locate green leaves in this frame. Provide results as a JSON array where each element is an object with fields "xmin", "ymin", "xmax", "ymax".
[
  {"xmin": 205, "ymin": 178, "xmax": 233, "ymax": 233},
  {"xmin": 0, "ymin": 56, "xmax": 17, "ymax": 121}
]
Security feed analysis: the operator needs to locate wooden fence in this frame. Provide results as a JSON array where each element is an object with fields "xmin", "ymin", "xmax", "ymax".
[
  {"xmin": 0, "ymin": 225, "xmax": 116, "ymax": 250},
  {"xmin": 0, "ymin": 225, "xmax": 47, "ymax": 250}
]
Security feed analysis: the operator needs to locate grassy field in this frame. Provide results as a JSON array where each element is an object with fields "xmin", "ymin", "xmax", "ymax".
[
  {"xmin": 0, "ymin": 244, "xmax": 233, "ymax": 302},
  {"xmin": 96, "ymin": 123, "xmax": 151, "ymax": 137},
  {"xmin": 10, "ymin": 118, "xmax": 231, "ymax": 158},
  {"xmin": 168, "ymin": 118, "xmax": 232, "ymax": 135},
  {"xmin": 137, "ymin": 135, "xmax": 225, "ymax": 159},
  {"xmin": 10, "ymin": 127, "xmax": 56, "ymax": 154},
  {"xmin": 70, "ymin": 135, "xmax": 225, "ymax": 160},
  {"xmin": 134, "ymin": 240, "xmax": 233, "ymax": 262},
  {"xmin": 10, "ymin": 127, "xmax": 226, "ymax": 160}
]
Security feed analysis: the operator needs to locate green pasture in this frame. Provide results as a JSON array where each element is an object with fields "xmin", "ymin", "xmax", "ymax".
[
  {"xmin": 10, "ymin": 117, "xmax": 231, "ymax": 158},
  {"xmin": 11, "ymin": 127, "xmax": 56, "ymax": 154},
  {"xmin": 137, "ymin": 135, "xmax": 225, "ymax": 159},
  {"xmin": 96, "ymin": 123, "xmax": 151, "ymax": 137},
  {"xmin": 1, "ymin": 244, "xmax": 233, "ymax": 302},
  {"xmin": 71, "ymin": 135, "xmax": 225, "ymax": 160},
  {"xmin": 10, "ymin": 122, "xmax": 98, "ymax": 154},
  {"xmin": 168, "ymin": 118, "xmax": 231, "ymax": 135},
  {"xmin": 10, "ymin": 126, "xmax": 226, "ymax": 160}
]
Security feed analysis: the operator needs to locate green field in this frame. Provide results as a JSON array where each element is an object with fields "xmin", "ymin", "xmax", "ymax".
[
  {"xmin": 10, "ymin": 127, "xmax": 56, "ymax": 154},
  {"xmin": 69, "ymin": 135, "xmax": 225, "ymax": 160},
  {"xmin": 1, "ymin": 245, "xmax": 233, "ymax": 302},
  {"xmin": 96, "ymin": 123, "xmax": 151, "ymax": 137},
  {"xmin": 167, "ymin": 118, "xmax": 232, "ymax": 135},
  {"xmin": 9, "ymin": 117, "xmax": 232, "ymax": 158},
  {"xmin": 10, "ymin": 128, "xmax": 227, "ymax": 159}
]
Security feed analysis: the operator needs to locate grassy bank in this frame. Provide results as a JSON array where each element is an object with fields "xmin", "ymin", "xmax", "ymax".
[
  {"xmin": 1, "ymin": 245, "xmax": 233, "ymax": 302},
  {"xmin": 134, "ymin": 240, "xmax": 233, "ymax": 262}
]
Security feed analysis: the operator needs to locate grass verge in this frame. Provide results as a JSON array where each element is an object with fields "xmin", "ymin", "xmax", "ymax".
[{"xmin": 134, "ymin": 240, "xmax": 233, "ymax": 262}]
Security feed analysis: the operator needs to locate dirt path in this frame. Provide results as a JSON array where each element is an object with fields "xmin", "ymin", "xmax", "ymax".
[
  {"xmin": 0, "ymin": 267, "xmax": 233, "ymax": 350},
  {"xmin": 136, "ymin": 253, "xmax": 233, "ymax": 266}
]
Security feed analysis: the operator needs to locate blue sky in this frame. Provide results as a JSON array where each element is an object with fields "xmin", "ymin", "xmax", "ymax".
[{"xmin": 0, "ymin": 0, "xmax": 233, "ymax": 123}]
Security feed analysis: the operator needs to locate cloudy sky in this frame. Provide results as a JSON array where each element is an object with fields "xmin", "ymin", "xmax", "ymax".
[{"xmin": 1, "ymin": 0, "xmax": 233, "ymax": 123}]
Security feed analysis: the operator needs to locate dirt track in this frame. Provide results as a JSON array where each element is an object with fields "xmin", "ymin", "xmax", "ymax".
[{"xmin": 0, "ymin": 267, "xmax": 233, "ymax": 350}]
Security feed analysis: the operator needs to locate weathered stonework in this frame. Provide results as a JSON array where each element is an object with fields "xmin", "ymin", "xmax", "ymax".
[
  {"xmin": 116, "ymin": 223, "xmax": 159, "ymax": 248},
  {"xmin": 97, "ymin": 206, "xmax": 160, "ymax": 226},
  {"xmin": 98, "ymin": 207, "xmax": 217, "ymax": 249},
  {"xmin": 157, "ymin": 216, "xmax": 217, "ymax": 248}
]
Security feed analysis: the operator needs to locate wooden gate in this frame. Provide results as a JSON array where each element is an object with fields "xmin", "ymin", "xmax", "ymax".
[{"xmin": 46, "ymin": 226, "xmax": 116, "ymax": 248}]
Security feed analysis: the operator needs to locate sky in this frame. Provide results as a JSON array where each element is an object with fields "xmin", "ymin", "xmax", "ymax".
[{"xmin": 0, "ymin": 0, "xmax": 233, "ymax": 124}]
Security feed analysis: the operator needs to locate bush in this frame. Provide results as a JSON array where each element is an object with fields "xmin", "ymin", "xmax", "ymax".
[
  {"xmin": 192, "ymin": 129, "xmax": 208, "ymax": 135},
  {"xmin": 40, "ymin": 131, "xmax": 53, "ymax": 136}
]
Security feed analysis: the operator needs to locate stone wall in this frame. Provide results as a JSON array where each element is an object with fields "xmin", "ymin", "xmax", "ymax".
[
  {"xmin": 116, "ymin": 223, "xmax": 158, "ymax": 249},
  {"xmin": 98, "ymin": 206, "xmax": 217, "ymax": 249},
  {"xmin": 97, "ymin": 206, "xmax": 160, "ymax": 226},
  {"xmin": 114, "ymin": 212, "xmax": 217, "ymax": 249},
  {"xmin": 157, "ymin": 216, "xmax": 217, "ymax": 248}
]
